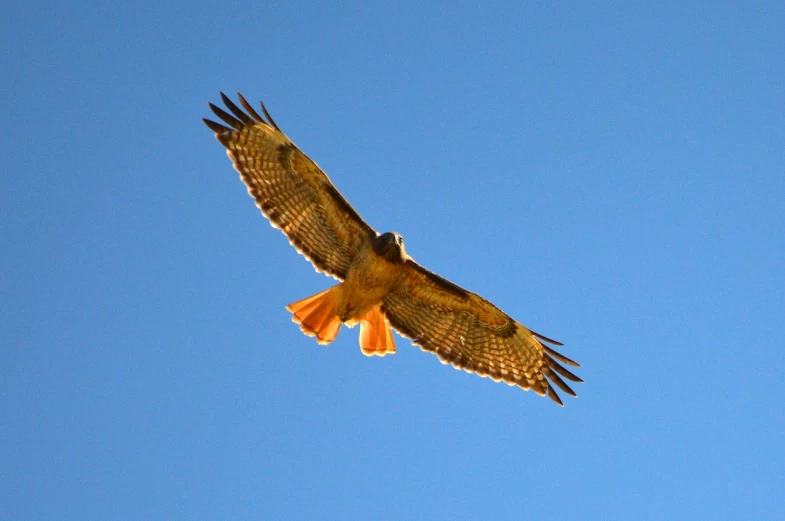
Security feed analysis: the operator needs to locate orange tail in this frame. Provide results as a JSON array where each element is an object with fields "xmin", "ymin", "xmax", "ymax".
[
  {"xmin": 286, "ymin": 287, "xmax": 342, "ymax": 345},
  {"xmin": 359, "ymin": 305, "xmax": 396, "ymax": 356}
]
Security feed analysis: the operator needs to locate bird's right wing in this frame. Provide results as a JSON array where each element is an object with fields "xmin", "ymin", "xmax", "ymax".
[{"xmin": 204, "ymin": 93, "xmax": 377, "ymax": 280}]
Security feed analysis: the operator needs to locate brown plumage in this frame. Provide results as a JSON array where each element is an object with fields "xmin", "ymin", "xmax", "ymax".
[{"xmin": 203, "ymin": 93, "xmax": 582, "ymax": 405}]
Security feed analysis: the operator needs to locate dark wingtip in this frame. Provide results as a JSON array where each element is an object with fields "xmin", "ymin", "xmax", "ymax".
[
  {"xmin": 545, "ymin": 365, "xmax": 577, "ymax": 397},
  {"xmin": 546, "ymin": 354, "xmax": 584, "ymax": 383},
  {"xmin": 220, "ymin": 92, "xmax": 254, "ymax": 124},
  {"xmin": 208, "ymin": 102, "xmax": 244, "ymax": 130},
  {"xmin": 532, "ymin": 330, "xmax": 564, "ymax": 346},
  {"xmin": 260, "ymin": 101, "xmax": 280, "ymax": 131},
  {"xmin": 543, "ymin": 345, "xmax": 580, "ymax": 367},
  {"xmin": 547, "ymin": 386, "xmax": 565, "ymax": 406},
  {"xmin": 206, "ymin": 92, "xmax": 279, "ymax": 131},
  {"xmin": 237, "ymin": 92, "xmax": 265, "ymax": 123},
  {"xmin": 203, "ymin": 118, "xmax": 230, "ymax": 134}
]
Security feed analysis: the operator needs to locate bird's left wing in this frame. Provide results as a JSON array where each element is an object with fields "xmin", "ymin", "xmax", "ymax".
[
  {"xmin": 382, "ymin": 260, "xmax": 582, "ymax": 405},
  {"xmin": 203, "ymin": 93, "xmax": 377, "ymax": 280}
]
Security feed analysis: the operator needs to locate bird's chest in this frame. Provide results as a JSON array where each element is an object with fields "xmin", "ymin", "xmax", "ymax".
[{"xmin": 340, "ymin": 245, "xmax": 403, "ymax": 319}]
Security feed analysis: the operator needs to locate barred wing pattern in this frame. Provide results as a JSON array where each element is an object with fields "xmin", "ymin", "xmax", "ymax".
[
  {"xmin": 203, "ymin": 93, "xmax": 376, "ymax": 280},
  {"xmin": 383, "ymin": 261, "xmax": 582, "ymax": 405}
]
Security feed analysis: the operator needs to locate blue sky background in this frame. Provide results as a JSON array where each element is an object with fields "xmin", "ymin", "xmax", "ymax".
[{"xmin": 2, "ymin": 1, "xmax": 783, "ymax": 520}]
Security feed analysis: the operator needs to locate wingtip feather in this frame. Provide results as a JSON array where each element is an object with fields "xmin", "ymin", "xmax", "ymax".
[
  {"xmin": 209, "ymin": 102, "xmax": 244, "ymax": 130},
  {"xmin": 237, "ymin": 92, "xmax": 265, "ymax": 123},
  {"xmin": 203, "ymin": 118, "xmax": 230, "ymax": 134},
  {"xmin": 220, "ymin": 92, "xmax": 254, "ymax": 124},
  {"xmin": 547, "ymin": 386, "xmax": 565, "ymax": 406},
  {"xmin": 532, "ymin": 330, "xmax": 564, "ymax": 346},
  {"xmin": 545, "ymin": 367, "xmax": 578, "ymax": 398},
  {"xmin": 546, "ymin": 354, "xmax": 584, "ymax": 383},
  {"xmin": 543, "ymin": 345, "xmax": 580, "ymax": 367},
  {"xmin": 260, "ymin": 101, "xmax": 281, "ymax": 130}
]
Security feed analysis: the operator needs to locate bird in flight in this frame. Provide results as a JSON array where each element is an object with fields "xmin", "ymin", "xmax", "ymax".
[{"xmin": 203, "ymin": 93, "xmax": 582, "ymax": 405}]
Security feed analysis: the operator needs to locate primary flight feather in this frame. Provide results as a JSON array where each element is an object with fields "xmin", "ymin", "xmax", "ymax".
[{"xmin": 204, "ymin": 93, "xmax": 582, "ymax": 405}]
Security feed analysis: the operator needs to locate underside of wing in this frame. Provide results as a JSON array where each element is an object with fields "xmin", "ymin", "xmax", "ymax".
[
  {"xmin": 203, "ymin": 93, "xmax": 376, "ymax": 280},
  {"xmin": 382, "ymin": 261, "xmax": 582, "ymax": 405}
]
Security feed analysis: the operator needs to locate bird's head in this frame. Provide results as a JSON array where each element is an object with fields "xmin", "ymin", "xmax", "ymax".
[{"xmin": 372, "ymin": 232, "xmax": 407, "ymax": 263}]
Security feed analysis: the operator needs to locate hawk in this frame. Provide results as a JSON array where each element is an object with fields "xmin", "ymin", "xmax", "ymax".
[{"xmin": 203, "ymin": 93, "xmax": 582, "ymax": 405}]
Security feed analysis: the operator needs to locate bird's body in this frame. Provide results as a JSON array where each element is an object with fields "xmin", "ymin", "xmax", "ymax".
[
  {"xmin": 288, "ymin": 233, "xmax": 407, "ymax": 355},
  {"xmin": 341, "ymin": 234, "xmax": 407, "ymax": 320},
  {"xmin": 204, "ymin": 93, "xmax": 583, "ymax": 405}
]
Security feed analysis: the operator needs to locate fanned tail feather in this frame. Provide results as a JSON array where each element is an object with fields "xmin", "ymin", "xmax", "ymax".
[
  {"xmin": 359, "ymin": 305, "xmax": 396, "ymax": 356},
  {"xmin": 286, "ymin": 287, "xmax": 342, "ymax": 345}
]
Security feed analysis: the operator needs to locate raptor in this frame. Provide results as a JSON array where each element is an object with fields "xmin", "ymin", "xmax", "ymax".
[{"xmin": 204, "ymin": 93, "xmax": 582, "ymax": 405}]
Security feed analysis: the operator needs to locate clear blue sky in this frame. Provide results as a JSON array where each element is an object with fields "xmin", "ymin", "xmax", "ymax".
[{"xmin": 2, "ymin": 2, "xmax": 783, "ymax": 520}]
